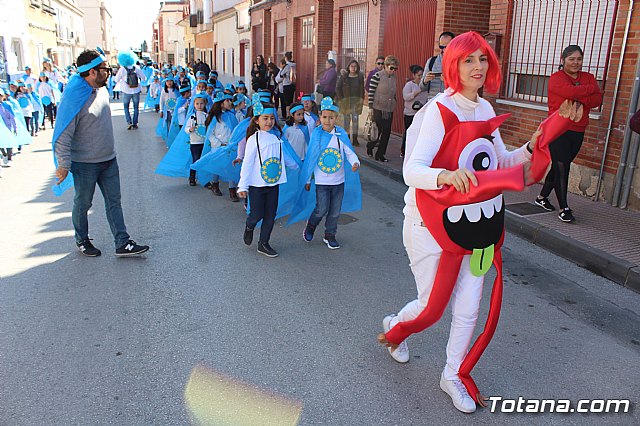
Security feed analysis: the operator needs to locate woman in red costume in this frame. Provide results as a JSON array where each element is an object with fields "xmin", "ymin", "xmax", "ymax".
[
  {"xmin": 535, "ymin": 45, "xmax": 603, "ymax": 222},
  {"xmin": 377, "ymin": 32, "xmax": 582, "ymax": 413}
]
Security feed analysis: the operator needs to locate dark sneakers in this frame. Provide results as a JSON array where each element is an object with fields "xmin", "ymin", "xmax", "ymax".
[
  {"xmin": 303, "ymin": 223, "xmax": 316, "ymax": 242},
  {"xmin": 115, "ymin": 240, "xmax": 149, "ymax": 256},
  {"xmin": 132, "ymin": 124, "xmax": 138, "ymax": 129},
  {"xmin": 127, "ymin": 124, "xmax": 133, "ymax": 130},
  {"xmin": 322, "ymin": 234, "xmax": 341, "ymax": 250},
  {"xmin": 76, "ymin": 239, "xmax": 101, "ymax": 257},
  {"xmin": 558, "ymin": 208, "xmax": 576, "ymax": 223},
  {"xmin": 257, "ymin": 241, "xmax": 278, "ymax": 257},
  {"xmin": 243, "ymin": 226, "xmax": 254, "ymax": 246},
  {"xmin": 535, "ymin": 196, "xmax": 556, "ymax": 211}
]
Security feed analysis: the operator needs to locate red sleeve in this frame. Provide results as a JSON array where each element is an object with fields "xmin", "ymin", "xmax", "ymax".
[
  {"xmin": 548, "ymin": 72, "xmax": 600, "ymax": 102},
  {"xmin": 581, "ymin": 73, "xmax": 603, "ymax": 109}
]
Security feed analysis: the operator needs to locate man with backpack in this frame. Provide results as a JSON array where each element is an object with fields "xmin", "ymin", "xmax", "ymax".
[
  {"xmin": 115, "ymin": 57, "xmax": 146, "ymax": 130},
  {"xmin": 419, "ymin": 32, "xmax": 455, "ymax": 100}
]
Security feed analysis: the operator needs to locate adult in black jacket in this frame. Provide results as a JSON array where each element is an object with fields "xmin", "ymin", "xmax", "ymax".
[
  {"xmin": 336, "ymin": 60, "xmax": 365, "ymax": 146},
  {"xmin": 251, "ymin": 55, "xmax": 268, "ymax": 91}
]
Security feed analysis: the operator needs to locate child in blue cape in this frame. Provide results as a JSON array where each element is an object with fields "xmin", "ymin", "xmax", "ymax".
[
  {"xmin": 185, "ymin": 95, "xmax": 210, "ymax": 186},
  {"xmin": 144, "ymin": 76, "xmax": 162, "ymax": 111},
  {"xmin": 157, "ymin": 78, "xmax": 177, "ymax": 140},
  {"xmin": 37, "ymin": 73, "xmax": 59, "ymax": 129},
  {"xmin": 238, "ymin": 103, "xmax": 300, "ymax": 258},
  {"xmin": 288, "ymin": 97, "xmax": 362, "ymax": 250},
  {"xmin": 283, "ymin": 102, "xmax": 310, "ymax": 161},
  {"xmin": 165, "ymin": 83, "xmax": 192, "ymax": 147},
  {"xmin": 14, "ymin": 82, "xmax": 34, "ymax": 136},
  {"xmin": 26, "ymin": 84, "xmax": 44, "ymax": 136},
  {"xmin": 233, "ymin": 94, "xmax": 247, "ymax": 123},
  {"xmin": 0, "ymin": 87, "xmax": 20, "ymax": 165},
  {"xmin": 202, "ymin": 92, "xmax": 238, "ymax": 198},
  {"xmin": 301, "ymin": 94, "xmax": 320, "ymax": 136}
]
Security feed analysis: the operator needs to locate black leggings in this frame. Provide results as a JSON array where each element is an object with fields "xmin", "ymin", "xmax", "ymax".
[
  {"xmin": 540, "ymin": 130, "xmax": 584, "ymax": 210},
  {"xmin": 44, "ymin": 104, "xmax": 56, "ymax": 126},
  {"xmin": 369, "ymin": 109, "xmax": 393, "ymax": 158},
  {"xmin": 246, "ymin": 185, "xmax": 279, "ymax": 244},
  {"xmin": 189, "ymin": 143, "xmax": 205, "ymax": 180},
  {"xmin": 402, "ymin": 114, "xmax": 415, "ymax": 155}
]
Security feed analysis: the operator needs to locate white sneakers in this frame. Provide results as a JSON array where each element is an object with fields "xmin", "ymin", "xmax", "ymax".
[
  {"xmin": 439, "ymin": 373, "xmax": 477, "ymax": 413},
  {"xmin": 382, "ymin": 314, "xmax": 410, "ymax": 363}
]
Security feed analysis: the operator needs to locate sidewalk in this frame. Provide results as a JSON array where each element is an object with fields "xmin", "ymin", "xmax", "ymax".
[{"xmin": 352, "ymin": 133, "xmax": 640, "ymax": 293}]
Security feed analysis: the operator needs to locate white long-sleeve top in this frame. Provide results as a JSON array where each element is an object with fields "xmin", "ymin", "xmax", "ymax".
[
  {"xmin": 177, "ymin": 101, "xmax": 189, "ymax": 126},
  {"xmin": 159, "ymin": 88, "xmax": 177, "ymax": 114},
  {"xmin": 403, "ymin": 90, "xmax": 531, "ymax": 219},
  {"xmin": 184, "ymin": 110, "xmax": 208, "ymax": 144},
  {"xmin": 37, "ymin": 82, "xmax": 54, "ymax": 102},
  {"xmin": 149, "ymin": 82, "xmax": 161, "ymax": 98},
  {"xmin": 284, "ymin": 124, "xmax": 307, "ymax": 160},
  {"xmin": 238, "ymin": 130, "xmax": 298, "ymax": 192},
  {"xmin": 311, "ymin": 130, "xmax": 359, "ymax": 185},
  {"xmin": 207, "ymin": 116, "xmax": 232, "ymax": 149},
  {"xmin": 114, "ymin": 66, "xmax": 146, "ymax": 94}
]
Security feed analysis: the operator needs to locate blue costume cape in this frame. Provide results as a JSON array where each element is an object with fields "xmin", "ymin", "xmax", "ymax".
[
  {"xmin": 286, "ymin": 125, "xmax": 362, "ymax": 226},
  {"xmin": 166, "ymin": 95, "xmax": 190, "ymax": 147},
  {"xmin": 191, "ymin": 115, "xmax": 247, "ymax": 184},
  {"xmin": 0, "ymin": 103, "xmax": 20, "ymax": 149},
  {"xmin": 141, "ymin": 67, "xmax": 154, "ymax": 87},
  {"xmin": 5, "ymin": 98, "xmax": 32, "ymax": 147},
  {"xmin": 283, "ymin": 123, "xmax": 310, "ymax": 158},
  {"xmin": 28, "ymin": 92, "xmax": 45, "ymax": 126},
  {"xmin": 51, "ymin": 74, "xmax": 95, "ymax": 195},
  {"xmin": 155, "ymin": 89, "xmax": 177, "ymax": 140},
  {"xmin": 143, "ymin": 83, "xmax": 161, "ymax": 109},
  {"xmin": 155, "ymin": 105, "xmax": 226, "ymax": 178}
]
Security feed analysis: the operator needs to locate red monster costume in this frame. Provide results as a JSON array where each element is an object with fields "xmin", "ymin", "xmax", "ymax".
[{"xmin": 380, "ymin": 101, "xmax": 579, "ymax": 404}]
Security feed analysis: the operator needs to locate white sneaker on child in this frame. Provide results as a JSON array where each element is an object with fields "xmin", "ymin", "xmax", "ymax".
[
  {"xmin": 439, "ymin": 373, "xmax": 477, "ymax": 413},
  {"xmin": 382, "ymin": 314, "xmax": 409, "ymax": 363}
]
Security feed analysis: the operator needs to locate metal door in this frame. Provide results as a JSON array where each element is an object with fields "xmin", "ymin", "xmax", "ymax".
[
  {"xmin": 382, "ymin": 0, "xmax": 437, "ymax": 133},
  {"xmin": 295, "ymin": 15, "xmax": 315, "ymax": 95}
]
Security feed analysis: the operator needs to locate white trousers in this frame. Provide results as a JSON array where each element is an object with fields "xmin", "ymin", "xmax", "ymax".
[{"xmin": 396, "ymin": 214, "xmax": 484, "ymax": 381}]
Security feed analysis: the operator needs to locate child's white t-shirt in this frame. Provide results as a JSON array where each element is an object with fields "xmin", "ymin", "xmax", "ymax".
[
  {"xmin": 184, "ymin": 110, "xmax": 208, "ymax": 145},
  {"xmin": 312, "ymin": 129, "xmax": 359, "ymax": 186}
]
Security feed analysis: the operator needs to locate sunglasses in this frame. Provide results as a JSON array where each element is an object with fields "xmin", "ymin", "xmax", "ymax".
[
  {"xmin": 96, "ymin": 67, "xmax": 111, "ymax": 72},
  {"xmin": 376, "ymin": 62, "xmax": 384, "ymax": 65},
  {"xmin": 388, "ymin": 66, "xmax": 398, "ymax": 71}
]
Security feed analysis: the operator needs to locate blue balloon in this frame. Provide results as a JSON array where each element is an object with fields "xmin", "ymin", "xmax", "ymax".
[
  {"xmin": 42, "ymin": 96, "xmax": 52, "ymax": 106},
  {"xmin": 18, "ymin": 97, "xmax": 30, "ymax": 108}
]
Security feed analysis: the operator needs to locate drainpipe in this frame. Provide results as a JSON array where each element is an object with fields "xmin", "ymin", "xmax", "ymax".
[
  {"xmin": 595, "ymin": 0, "xmax": 634, "ymax": 202},
  {"xmin": 612, "ymin": 55, "xmax": 640, "ymax": 207}
]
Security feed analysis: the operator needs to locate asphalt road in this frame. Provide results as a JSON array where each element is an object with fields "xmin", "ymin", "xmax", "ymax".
[{"xmin": 1, "ymin": 98, "xmax": 639, "ymax": 425}]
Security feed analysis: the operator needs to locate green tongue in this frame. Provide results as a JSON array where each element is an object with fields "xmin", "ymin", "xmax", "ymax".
[{"xmin": 470, "ymin": 244, "xmax": 494, "ymax": 277}]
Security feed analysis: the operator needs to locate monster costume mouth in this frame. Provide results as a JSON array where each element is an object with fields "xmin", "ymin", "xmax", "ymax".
[{"xmin": 442, "ymin": 194, "xmax": 505, "ymax": 276}]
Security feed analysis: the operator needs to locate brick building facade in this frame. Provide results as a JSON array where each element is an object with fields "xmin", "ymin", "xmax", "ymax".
[{"xmin": 245, "ymin": 0, "xmax": 640, "ymax": 210}]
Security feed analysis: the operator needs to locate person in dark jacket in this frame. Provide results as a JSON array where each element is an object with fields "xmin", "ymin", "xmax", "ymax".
[
  {"xmin": 317, "ymin": 59, "xmax": 338, "ymax": 99},
  {"xmin": 251, "ymin": 55, "xmax": 268, "ymax": 91},
  {"xmin": 336, "ymin": 60, "xmax": 365, "ymax": 146}
]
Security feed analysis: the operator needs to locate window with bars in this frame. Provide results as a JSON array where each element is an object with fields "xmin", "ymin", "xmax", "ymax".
[
  {"xmin": 302, "ymin": 17, "xmax": 313, "ymax": 49},
  {"xmin": 339, "ymin": 3, "xmax": 368, "ymax": 71},
  {"xmin": 505, "ymin": 0, "xmax": 617, "ymax": 110},
  {"xmin": 274, "ymin": 19, "xmax": 286, "ymax": 62}
]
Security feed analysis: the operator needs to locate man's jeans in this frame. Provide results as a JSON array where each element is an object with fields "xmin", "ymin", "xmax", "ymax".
[
  {"xmin": 122, "ymin": 92, "xmax": 140, "ymax": 125},
  {"xmin": 70, "ymin": 158, "xmax": 130, "ymax": 248},
  {"xmin": 307, "ymin": 183, "xmax": 345, "ymax": 236}
]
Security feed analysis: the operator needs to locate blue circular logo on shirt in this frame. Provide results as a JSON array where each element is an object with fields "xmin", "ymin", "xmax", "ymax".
[
  {"xmin": 166, "ymin": 98, "xmax": 176, "ymax": 109},
  {"xmin": 318, "ymin": 148, "xmax": 343, "ymax": 174},
  {"xmin": 18, "ymin": 97, "xmax": 30, "ymax": 108},
  {"xmin": 196, "ymin": 124, "xmax": 207, "ymax": 138},
  {"xmin": 261, "ymin": 157, "xmax": 282, "ymax": 184},
  {"xmin": 41, "ymin": 96, "xmax": 51, "ymax": 106}
]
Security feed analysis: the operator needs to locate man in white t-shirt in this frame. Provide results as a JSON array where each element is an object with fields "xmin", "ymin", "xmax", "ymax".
[{"xmin": 115, "ymin": 63, "xmax": 146, "ymax": 129}]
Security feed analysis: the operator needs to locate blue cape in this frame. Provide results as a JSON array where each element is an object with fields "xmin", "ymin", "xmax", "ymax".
[
  {"xmin": 4, "ymin": 98, "xmax": 32, "ymax": 147},
  {"xmin": 191, "ymin": 116, "xmax": 249, "ymax": 184},
  {"xmin": 155, "ymin": 107, "xmax": 221, "ymax": 178},
  {"xmin": 28, "ymin": 92, "xmax": 45, "ymax": 125},
  {"xmin": 166, "ymin": 95, "xmax": 190, "ymax": 147},
  {"xmin": 286, "ymin": 125, "xmax": 362, "ymax": 226},
  {"xmin": 36, "ymin": 81, "xmax": 63, "ymax": 104},
  {"xmin": 51, "ymin": 74, "xmax": 94, "ymax": 195},
  {"xmin": 143, "ymin": 84, "xmax": 161, "ymax": 109},
  {"xmin": 0, "ymin": 103, "xmax": 20, "ymax": 149}
]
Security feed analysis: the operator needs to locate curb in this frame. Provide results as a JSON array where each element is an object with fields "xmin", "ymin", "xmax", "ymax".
[{"xmin": 358, "ymin": 153, "xmax": 640, "ymax": 294}]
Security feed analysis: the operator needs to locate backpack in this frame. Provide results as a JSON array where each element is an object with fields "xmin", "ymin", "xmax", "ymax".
[{"xmin": 126, "ymin": 67, "xmax": 139, "ymax": 88}]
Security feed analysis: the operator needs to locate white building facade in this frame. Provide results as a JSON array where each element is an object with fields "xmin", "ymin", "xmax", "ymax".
[{"xmin": 52, "ymin": 0, "xmax": 86, "ymax": 67}]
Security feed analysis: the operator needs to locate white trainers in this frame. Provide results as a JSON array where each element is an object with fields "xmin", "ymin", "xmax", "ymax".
[
  {"xmin": 382, "ymin": 314, "xmax": 410, "ymax": 363},
  {"xmin": 439, "ymin": 373, "xmax": 477, "ymax": 413}
]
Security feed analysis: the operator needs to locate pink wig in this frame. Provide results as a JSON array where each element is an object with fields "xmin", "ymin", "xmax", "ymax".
[{"xmin": 442, "ymin": 31, "xmax": 501, "ymax": 95}]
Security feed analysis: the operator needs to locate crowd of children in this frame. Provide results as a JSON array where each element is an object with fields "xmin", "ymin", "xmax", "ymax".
[{"xmin": 151, "ymin": 66, "xmax": 361, "ymax": 258}]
